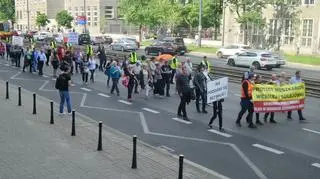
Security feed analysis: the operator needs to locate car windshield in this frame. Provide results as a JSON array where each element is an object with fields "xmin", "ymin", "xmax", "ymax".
[{"xmin": 261, "ymin": 53, "xmax": 272, "ymax": 57}]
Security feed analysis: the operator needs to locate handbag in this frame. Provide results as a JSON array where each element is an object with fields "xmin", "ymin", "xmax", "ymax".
[{"xmin": 122, "ymin": 76, "xmax": 129, "ymax": 88}]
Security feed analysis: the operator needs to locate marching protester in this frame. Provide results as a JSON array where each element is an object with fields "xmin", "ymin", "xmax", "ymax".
[
  {"xmin": 243, "ymin": 66, "xmax": 255, "ymax": 81},
  {"xmin": 88, "ymin": 57, "xmax": 97, "ymax": 83},
  {"xmin": 81, "ymin": 56, "xmax": 90, "ymax": 85},
  {"xmin": 110, "ymin": 61, "xmax": 121, "ymax": 96},
  {"xmin": 105, "ymin": 59, "xmax": 113, "ymax": 87},
  {"xmin": 208, "ymin": 98, "xmax": 225, "ymax": 132},
  {"xmin": 201, "ymin": 56, "xmax": 212, "ymax": 73},
  {"xmin": 124, "ymin": 64, "xmax": 137, "ymax": 100},
  {"xmin": 176, "ymin": 66, "xmax": 193, "ymax": 121},
  {"xmin": 287, "ymin": 70, "xmax": 306, "ymax": 121},
  {"xmin": 236, "ymin": 73, "xmax": 257, "ymax": 129},
  {"xmin": 133, "ymin": 61, "xmax": 142, "ymax": 94},
  {"xmin": 55, "ymin": 65, "xmax": 72, "ymax": 115},
  {"xmin": 254, "ymin": 74, "xmax": 264, "ymax": 125},
  {"xmin": 153, "ymin": 62, "xmax": 164, "ymax": 97},
  {"xmin": 170, "ymin": 55, "xmax": 179, "ymax": 84},
  {"xmin": 263, "ymin": 74, "xmax": 279, "ymax": 123},
  {"xmin": 161, "ymin": 60, "xmax": 172, "ymax": 97},
  {"xmin": 22, "ymin": 47, "xmax": 32, "ymax": 72},
  {"xmin": 50, "ymin": 49, "xmax": 60, "ymax": 77},
  {"xmin": 194, "ymin": 65, "xmax": 207, "ymax": 113},
  {"xmin": 97, "ymin": 44, "xmax": 106, "ymax": 71},
  {"xmin": 37, "ymin": 49, "xmax": 47, "ymax": 76}
]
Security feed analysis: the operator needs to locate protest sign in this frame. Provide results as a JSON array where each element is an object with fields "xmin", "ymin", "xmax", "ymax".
[
  {"xmin": 67, "ymin": 32, "xmax": 79, "ymax": 44},
  {"xmin": 12, "ymin": 36, "xmax": 24, "ymax": 46},
  {"xmin": 207, "ymin": 77, "xmax": 228, "ymax": 103},
  {"xmin": 253, "ymin": 83, "xmax": 305, "ymax": 112}
]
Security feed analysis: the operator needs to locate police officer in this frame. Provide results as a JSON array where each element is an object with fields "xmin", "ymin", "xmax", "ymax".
[
  {"xmin": 201, "ymin": 56, "xmax": 212, "ymax": 73},
  {"xmin": 129, "ymin": 51, "xmax": 138, "ymax": 64},
  {"xmin": 86, "ymin": 44, "xmax": 93, "ymax": 60},
  {"xmin": 236, "ymin": 74, "xmax": 257, "ymax": 129},
  {"xmin": 50, "ymin": 39, "xmax": 57, "ymax": 49},
  {"xmin": 169, "ymin": 55, "xmax": 179, "ymax": 84}
]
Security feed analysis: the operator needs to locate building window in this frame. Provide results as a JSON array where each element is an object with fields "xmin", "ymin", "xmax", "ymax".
[
  {"xmin": 93, "ymin": 22, "xmax": 97, "ymax": 26},
  {"xmin": 94, "ymin": 17, "xmax": 98, "ymax": 21},
  {"xmin": 87, "ymin": 12, "xmax": 90, "ymax": 16},
  {"xmin": 284, "ymin": 19, "xmax": 295, "ymax": 45},
  {"xmin": 301, "ymin": 19, "xmax": 313, "ymax": 47},
  {"xmin": 94, "ymin": 12, "xmax": 98, "ymax": 16},
  {"xmin": 87, "ymin": 6, "xmax": 91, "ymax": 10},
  {"xmin": 105, "ymin": 6, "xmax": 114, "ymax": 19},
  {"xmin": 87, "ymin": 17, "xmax": 91, "ymax": 21},
  {"xmin": 88, "ymin": 22, "xmax": 91, "ymax": 26},
  {"xmin": 304, "ymin": 0, "xmax": 315, "ymax": 5},
  {"xmin": 75, "ymin": 7, "xmax": 78, "ymax": 11},
  {"xmin": 94, "ymin": 6, "xmax": 97, "ymax": 11},
  {"xmin": 117, "ymin": 7, "xmax": 123, "ymax": 19}
]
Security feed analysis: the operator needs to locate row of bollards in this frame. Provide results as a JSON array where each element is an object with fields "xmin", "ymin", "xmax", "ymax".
[{"xmin": 4, "ymin": 81, "xmax": 186, "ymax": 178}]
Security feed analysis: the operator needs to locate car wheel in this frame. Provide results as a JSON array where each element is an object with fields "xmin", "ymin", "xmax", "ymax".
[
  {"xmin": 217, "ymin": 51, "xmax": 223, "ymax": 58},
  {"xmin": 276, "ymin": 64, "xmax": 281, "ymax": 68},
  {"xmin": 266, "ymin": 66, "xmax": 273, "ymax": 71},
  {"xmin": 252, "ymin": 62, "xmax": 261, "ymax": 70},
  {"xmin": 228, "ymin": 59, "xmax": 235, "ymax": 66}
]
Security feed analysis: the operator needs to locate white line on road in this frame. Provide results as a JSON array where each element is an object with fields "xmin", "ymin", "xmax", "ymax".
[
  {"xmin": 303, "ymin": 128, "xmax": 320, "ymax": 135},
  {"xmin": 142, "ymin": 108, "xmax": 160, "ymax": 114},
  {"xmin": 98, "ymin": 93, "xmax": 110, "ymax": 98},
  {"xmin": 118, "ymin": 100, "xmax": 132, "ymax": 105},
  {"xmin": 208, "ymin": 129, "xmax": 232, "ymax": 138},
  {"xmin": 43, "ymin": 75, "xmax": 48, "ymax": 78},
  {"xmin": 252, "ymin": 144, "xmax": 284, "ymax": 155},
  {"xmin": 172, "ymin": 117, "xmax": 192, "ymax": 124},
  {"xmin": 312, "ymin": 163, "xmax": 320, "ymax": 168},
  {"xmin": 52, "ymin": 78, "xmax": 56, "ymax": 81},
  {"xmin": 80, "ymin": 87, "xmax": 91, "ymax": 91},
  {"xmin": 158, "ymin": 145, "xmax": 175, "ymax": 153}
]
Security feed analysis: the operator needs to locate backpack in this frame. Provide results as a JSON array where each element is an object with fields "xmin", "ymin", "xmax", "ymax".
[{"xmin": 55, "ymin": 74, "xmax": 65, "ymax": 90}]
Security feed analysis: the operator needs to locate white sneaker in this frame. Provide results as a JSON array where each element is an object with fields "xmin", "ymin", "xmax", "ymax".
[{"xmin": 59, "ymin": 112, "xmax": 65, "ymax": 117}]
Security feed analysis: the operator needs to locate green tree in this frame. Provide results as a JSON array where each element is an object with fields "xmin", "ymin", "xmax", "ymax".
[
  {"xmin": 56, "ymin": 10, "xmax": 74, "ymax": 29},
  {"xmin": 36, "ymin": 12, "xmax": 50, "ymax": 30},
  {"xmin": 227, "ymin": 0, "xmax": 266, "ymax": 44},
  {"xmin": 0, "ymin": 0, "xmax": 15, "ymax": 23}
]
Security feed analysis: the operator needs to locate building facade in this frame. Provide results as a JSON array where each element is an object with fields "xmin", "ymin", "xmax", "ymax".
[{"xmin": 223, "ymin": 0, "xmax": 320, "ymax": 54}]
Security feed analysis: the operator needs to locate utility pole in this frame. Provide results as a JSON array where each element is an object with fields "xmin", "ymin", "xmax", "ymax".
[
  {"xmin": 221, "ymin": 0, "xmax": 226, "ymax": 47},
  {"xmin": 27, "ymin": 0, "xmax": 30, "ymax": 31},
  {"xmin": 83, "ymin": 0, "xmax": 87, "ymax": 33},
  {"xmin": 197, "ymin": 0, "xmax": 202, "ymax": 47}
]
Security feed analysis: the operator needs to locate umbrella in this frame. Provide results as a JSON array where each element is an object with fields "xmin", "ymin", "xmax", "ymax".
[{"xmin": 156, "ymin": 54, "xmax": 173, "ymax": 61}]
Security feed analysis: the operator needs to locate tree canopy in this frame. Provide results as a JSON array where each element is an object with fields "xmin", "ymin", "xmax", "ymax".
[
  {"xmin": 36, "ymin": 12, "xmax": 50, "ymax": 28},
  {"xmin": 56, "ymin": 10, "xmax": 74, "ymax": 29},
  {"xmin": 0, "ymin": 0, "xmax": 15, "ymax": 22}
]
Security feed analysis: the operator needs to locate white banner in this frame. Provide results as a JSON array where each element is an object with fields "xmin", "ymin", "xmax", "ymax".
[
  {"xmin": 207, "ymin": 77, "xmax": 228, "ymax": 103},
  {"xmin": 67, "ymin": 32, "xmax": 79, "ymax": 44},
  {"xmin": 12, "ymin": 36, "xmax": 24, "ymax": 46}
]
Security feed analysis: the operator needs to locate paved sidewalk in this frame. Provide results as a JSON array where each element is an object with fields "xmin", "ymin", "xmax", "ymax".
[{"xmin": 0, "ymin": 80, "xmax": 223, "ymax": 179}]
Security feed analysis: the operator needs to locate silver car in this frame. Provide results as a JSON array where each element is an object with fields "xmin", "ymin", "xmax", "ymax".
[{"xmin": 110, "ymin": 39, "xmax": 138, "ymax": 52}]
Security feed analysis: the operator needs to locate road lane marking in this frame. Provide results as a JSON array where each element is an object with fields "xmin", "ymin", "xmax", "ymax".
[
  {"xmin": 52, "ymin": 78, "xmax": 56, "ymax": 80},
  {"xmin": 172, "ymin": 117, "xmax": 192, "ymax": 124},
  {"xmin": 208, "ymin": 129, "xmax": 232, "ymax": 138},
  {"xmin": 43, "ymin": 75, "xmax": 48, "ymax": 78},
  {"xmin": 312, "ymin": 163, "xmax": 320, "ymax": 168},
  {"xmin": 303, "ymin": 128, "xmax": 320, "ymax": 135},
  {"xmin": 98, "ymin": 93, "xmax": 110, "ymax": 98},
  {"xmin": 142, "ymin": 108, "xmax": 160, "ymax": 114},
  {"xmin": 158, "ymin": 145, "xmax": 175, "ymax": 153},
  {"xmin": 252, "ymin": 144, "xmax": 284, "ymax": 155},
  {"xmin": 80, "ymin": 87, "xmax": 91, "ymax": 91},
  {"xmin": 118, "ymin": 100, "xmax": 132, "ymax": 105}
]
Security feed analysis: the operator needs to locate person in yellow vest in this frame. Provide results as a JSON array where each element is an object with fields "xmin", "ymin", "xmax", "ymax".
[
  {"xmin": 86, "ymin": 44, "xmax": 93, "ymax": 60},
  {"xmin": 170, "ymin": 55, "xmax": 179, "ymax": 84},
  {"xmin": 129, "ymin": 51, "xmax": 138, "ymax": 64},
  {"xmin": 50, "ymin": 40, "xmax": 57, "ymax": 49},
  {"xmin": 236, "ymin": 73, "xmax": 257, "ymax": 129},
  {"xmin": 201, "ymin": 56, "xmax": 212, "ymax": 73}
]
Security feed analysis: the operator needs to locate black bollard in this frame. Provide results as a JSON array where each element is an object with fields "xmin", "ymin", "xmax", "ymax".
[
  {"xmin": 50, "ymin": 101, "xmax": 54, "ymax": 124},
  {"xmin": 71, "ymin": 110, "xmax": 76, "ymax": 136},
  {"xmin": 178, "ymin": 155, "xmax": 184, "ymax": 179},
  {"xmin": 32, "ymin": 93, "xmax": 36, "ymax": 114},
  {"xmin": 131, "ymin": 135, "xmax": 137, "ymax": 169},
  {"xmin": 97, "ymin": 121, "xmax": 102, "ymax": 151},
  {"xmin": 18, "ymin": 87, "xmax": 21, "ymax": 106},
  {"xmin": 5, "ymin": 81, "xmax": 9, "ymax": 99}
]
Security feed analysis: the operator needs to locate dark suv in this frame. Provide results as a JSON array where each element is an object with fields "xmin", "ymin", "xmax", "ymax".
[
  {"xmin": 162, "ymin": 37, "xmax": 187, "ymax": 55},
  {"xmin": 78, "ymin": 33, "xmax": 91, "ymax": 45}
]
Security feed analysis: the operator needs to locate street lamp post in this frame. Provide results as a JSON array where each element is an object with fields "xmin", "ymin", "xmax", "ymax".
[
  {"xmin": 27, "ymin": 0, "xmax": 30, "ymax": 31},
  {"xmin": 222, "ymin": 0, "xmax": 226, "ymax": 47},
  {"xmin": 197, "ymin": 0, "xmax": 203, "ymax": 47},
  {"xmin": 83, "ymin": 0, "xmax": 87, "ymax": 33}
]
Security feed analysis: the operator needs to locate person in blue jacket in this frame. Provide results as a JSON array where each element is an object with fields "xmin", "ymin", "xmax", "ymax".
[{"xmin": 110, "ymin": 61, "xmax": 122, "ymax": 96}]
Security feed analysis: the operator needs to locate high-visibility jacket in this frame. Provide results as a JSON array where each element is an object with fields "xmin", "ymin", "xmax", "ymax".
[
  {"xmin": 241, "ymin": 80, "xmax": 253, "ymax": 99},
  {"xmin": 86, "ymin": 45, "xmax": 93, "ymax": 56},
  {"xmin": 170, "ymin": 57, "xmax": 179, "ymax": 69},
  {"xmin": 130, "ymin": 52, "xmax": 137, "ymax": 64},
  {"xmin": 201, "ymin": 60, "xmax": 212, "ymax": 73},
  {"xmin": 50, "ymin": 41, "xmax": 56, "ymax": 49}
]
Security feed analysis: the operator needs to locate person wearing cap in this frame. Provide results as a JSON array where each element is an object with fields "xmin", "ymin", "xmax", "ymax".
[
  {"xmin": 200, "ymin": 56, "xmax": 212, "ymax": 73},
  {"xmin": 236, "ymin": 73, "xmax": 257, "ymax": 129},
  {"xmin": 243, "ymin": 66, "xmax": 255, "ymax": 81},
  {"xmin": 287, "ymin": 70, "xmax": 306, "ymax": 121}
]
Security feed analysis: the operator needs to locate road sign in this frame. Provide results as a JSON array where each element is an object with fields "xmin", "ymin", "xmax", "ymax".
[{"xmin": 76, "ymin": 16, "xmax": 87, "ymax": 25}]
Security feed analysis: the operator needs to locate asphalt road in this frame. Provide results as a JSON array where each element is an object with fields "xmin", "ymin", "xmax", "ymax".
[{"xmin": 0, "ymin": 57, "xmax": 320, "ymax": 179}]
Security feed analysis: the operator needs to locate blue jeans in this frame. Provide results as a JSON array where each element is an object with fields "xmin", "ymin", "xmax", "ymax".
[{"xmin": 59, "ymin": 90, "xmax": 72, "ymax": 113}]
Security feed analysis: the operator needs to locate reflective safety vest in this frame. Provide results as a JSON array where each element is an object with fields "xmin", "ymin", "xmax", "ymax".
[
  {"xmin": 241, "ymin": 80, "xmax": 253, "ymax": 98},
  {"xmin": 86, "ymin": 45, "xmax": 93, "ymax": 56},
  {"xmin": 170, "ymin": 57, "xmax": 179, "ymax": 69},
  {"xmin": 130, "ymin": 52, "xmax": 137, "ymax": 64},
  {"xmin": 50, "ymin": 41, "xmax": 56, "ymax": 49},
  {"xmin": 201, "ymin": 60, "xmax": 212, "ymax": 73}
]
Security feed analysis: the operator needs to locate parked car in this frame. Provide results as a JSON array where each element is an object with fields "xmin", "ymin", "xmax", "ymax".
[
  {"xmin": 91, "ymin": 36, "xmax": 105, "ymax": 45},
  {"xmin": 227, "ymin": 50, "xmax": 277, "ymax": 70},
  {"xmin": 53, "ymin": 33, "xmax": 63, "ymax": 43},
  {"xmin": 162, "ymin": 37, "xmax": 187, "ymax": 55},
  {"xmin": 103, "ymin": 36, "xmax": 113, "ymax": 44},
  {"xmin": 34, "ymin": 32, "xmax": 52, "ymax": 41},
  {"xmin": 119, "ymin": 36, "xmax": 140, "ymax": 48},
  {"xmin": 272, "ymin": 52, "xmax": 286, "ymax": 67},
  {"xmin": 110, "ymin": 39, "xmax": 138, "ymax": 52},
  {"xmin": 78, "ymin": 33, "xmax": 91, "ymax": 45},
  {"xmin": 216, "ymin": 44, "xmax": 252, "ymax": 58},
  {"xmin": 145, "ymin": 41, "xmax": 177, "ymax": 56}
]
